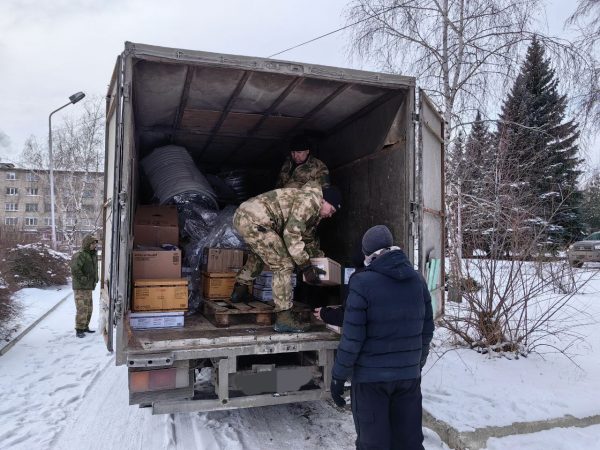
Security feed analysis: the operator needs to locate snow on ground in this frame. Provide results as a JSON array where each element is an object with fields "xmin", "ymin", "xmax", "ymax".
[
  {"xmin": 0, "ymin": 285, "xmax": 448, "ymax": 450},
  {"xmin": 484, "ymin": 424, "xmax": 600, "ymax": 450},
  {"xmin": 0, "ymin": 285, "xmax": 70, "ymax": 350},
  {"xmin": 422, "ymin": 264, "xmax": 600, "ymax": 433}
]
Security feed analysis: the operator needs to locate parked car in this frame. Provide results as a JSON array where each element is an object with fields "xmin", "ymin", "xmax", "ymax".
[{"xmin": 567, "ymin": 231, "xmax": 600, "ymax": 267}]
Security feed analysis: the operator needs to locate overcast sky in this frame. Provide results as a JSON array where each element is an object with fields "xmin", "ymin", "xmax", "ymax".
[{"xmin": 0, "ymin": 0, "xmax": 597, "ymax": 170}]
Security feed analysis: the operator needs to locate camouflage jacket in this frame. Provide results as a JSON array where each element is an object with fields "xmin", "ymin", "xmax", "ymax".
[
  {"xmin": 238, "ymin": 183, "xmax": 325, "ymax": 266},
  {"xmin": 70, "ymin": 235, "xmax": 99, "ymax": 290},
  {"xmin": 275, "ymin": 155, "xmax": 330, "ymax": 189}
]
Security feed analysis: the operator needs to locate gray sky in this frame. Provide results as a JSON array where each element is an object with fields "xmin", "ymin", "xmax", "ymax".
[{"xmin": 0, "ymin": 0, "xmax": 597, "ymax": 170}]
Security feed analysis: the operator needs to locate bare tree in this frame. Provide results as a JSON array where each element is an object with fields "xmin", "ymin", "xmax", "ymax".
[{"xmin": 18, "ymin": 96, "xmax": 105, "ymax": 251}]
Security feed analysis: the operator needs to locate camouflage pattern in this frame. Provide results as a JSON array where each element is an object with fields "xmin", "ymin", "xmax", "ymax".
[
  {"xmin": 71, "ymin": 234, "xmax": 99, "ymax": 290},
  {"xmin": 275, "ymin": 155, "xmax": 330, "ymax": 189},
  {"xmin": 234, "ymin": 183, "xmax": 324, "ymax": 311},
  {"xmin": 74, "ymin": 289, "xmax": 93, "ymax": 330}
]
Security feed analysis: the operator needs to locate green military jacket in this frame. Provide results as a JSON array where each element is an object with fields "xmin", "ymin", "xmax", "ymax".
[
  {"xmin": 238, "ymin": 182, "xmax": 325, "ymax": 266},
  {"xmin": 275, "ymin": 155, "xmax": 330, "ymax": 189},
  {"xmin": 71, "ymin": 235, "xmax": 99, "ymax": 290}
]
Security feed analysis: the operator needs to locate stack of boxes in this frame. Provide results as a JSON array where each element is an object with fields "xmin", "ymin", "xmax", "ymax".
[
  {"xmin": 201, "ymin": 248, "xmax": 245, "ymax": 300},
  {"xmin": 253, "ymin": 272, "xmax": 297, "ymax": 302},
  {"xmin": 130, "ymin": 205, "xmax": 187, "ymax": 329}
]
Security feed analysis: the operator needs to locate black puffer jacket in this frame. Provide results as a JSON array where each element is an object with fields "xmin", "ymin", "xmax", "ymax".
[{"xmin": 332, "ymin": 249, "xmax": 434, "ymax": 383}]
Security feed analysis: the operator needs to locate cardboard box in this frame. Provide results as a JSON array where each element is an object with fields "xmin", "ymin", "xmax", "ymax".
[
  {"xmin": 253, "ymin": 286, "xmax": 294, "ymax": 302},
  {"xmin": 303, "ymin": 257, "xmax": 342, "ymax": 286},
  {"xmin": 134, "ymin": 205, "xmax": 179, "ymax": 246},
  {"xmin": 202, "ymin": 248, "xmax": 245, "ymax": 273},
  {"xmin": 132, "ymin": 279, "xmax": 188, "ymax": 312},
  {"xmin": 133, "ymin": 248, "xmax": 181, "ymax": 280},
  {"xmin": 254, "ymin": 271, "xmax": 297, "ymax": 288},
  {"xmin": 130, "ymin": 311, "xmax": 184, "ymax": 329},
  {"xmin": 202, "ymin": 272, "xmax": 241, "ymax": 299}
]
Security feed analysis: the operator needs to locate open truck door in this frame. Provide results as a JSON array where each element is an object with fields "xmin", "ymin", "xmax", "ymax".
[
  {"xmin": 417, "ymin": 89, "xmax": 445, "ymax": 319},
  {"xmin": 101, "ymin": 55, "xmax": 130, "ymax": 352}
]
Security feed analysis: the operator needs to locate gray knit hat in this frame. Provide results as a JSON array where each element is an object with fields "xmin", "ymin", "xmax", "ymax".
[{"xmin": 362, "ymin": 225, "xmax": 393, "ymax": 255}]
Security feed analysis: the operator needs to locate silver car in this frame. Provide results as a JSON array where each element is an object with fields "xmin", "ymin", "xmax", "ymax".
[{"xmin": 568, "ymin": 231, "xmax": 600, "ymax": 267}]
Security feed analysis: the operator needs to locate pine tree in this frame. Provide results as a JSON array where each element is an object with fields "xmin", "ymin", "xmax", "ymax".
[
  {"xmin": 581, "ymin": 173, "xmax": 600, "ymax": 232},
  {"xmin": 497, "ymin": 37, "xmax": 583, "ymax": 245},
  {"xmin": 460, "ymin": 111, "xmax": 494, "ymax": 255}
]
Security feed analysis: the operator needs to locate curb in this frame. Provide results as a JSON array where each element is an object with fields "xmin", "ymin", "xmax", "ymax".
[
  {"xmin": 0, "ymin": 291, "xmax": 73, "ymax": 356},
  {"xmin": 423, "ymin": 409, "xmax": 600, "ymax": 449}
]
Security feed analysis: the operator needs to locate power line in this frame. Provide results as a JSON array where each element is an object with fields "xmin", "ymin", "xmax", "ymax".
[{"xmin": 267, "ymin": 4, "xmax": 401, "ymax": 59}]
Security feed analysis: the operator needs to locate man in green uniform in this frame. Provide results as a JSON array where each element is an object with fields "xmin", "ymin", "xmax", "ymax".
[
  {"xmin": 70, "ymin": 234, "xmax": 99, "ymax": 338},
  {"xmin": 275, "ymin": 135, "xmax": 330, "ymax": 189},
  {"xmin": 231, "ymin": 182, "xmax": 342, "ymax": 333}
]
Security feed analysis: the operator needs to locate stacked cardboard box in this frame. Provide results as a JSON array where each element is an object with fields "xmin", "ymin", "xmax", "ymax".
[
  {"xmin": 201, "ymin": 248, "xmax": 245, "ymax": 299},
  {"xmin": 253, "ymin": 271, "xmax": 297, "ymax": 302},
  {"xmin": 302, "ymin": 257, "xmax": 342, "ymax": 286},
  {"xmin": 130, "ymin": 205, "xmax": 187, "ymax": 328}
]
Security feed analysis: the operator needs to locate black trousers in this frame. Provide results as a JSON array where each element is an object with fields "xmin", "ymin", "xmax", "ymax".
[{"xmin": 351, "ymin": 378, "xmax": 424, "ymax": 450}]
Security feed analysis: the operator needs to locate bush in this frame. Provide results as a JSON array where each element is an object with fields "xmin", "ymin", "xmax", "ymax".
[{"xmin": 5, "ymin": 243, "xmax": 70, "ymax": 288}]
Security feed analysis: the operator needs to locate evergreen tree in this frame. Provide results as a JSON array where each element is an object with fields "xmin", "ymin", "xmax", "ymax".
[
  {"xmin": 497, "ymin": 37, "xmax": 583, "ymax": 245},
  {"xmin": 581, "ymin": 172, "xmax": 600, "ymax": 232}
]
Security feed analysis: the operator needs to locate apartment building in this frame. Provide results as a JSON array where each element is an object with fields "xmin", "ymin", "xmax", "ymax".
[{"xmin": 0, "ymin": 163, "xmax": 103, "ymax": 249}]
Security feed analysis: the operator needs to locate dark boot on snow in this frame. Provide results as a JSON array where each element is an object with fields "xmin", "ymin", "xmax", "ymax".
[
  {"xmin": 230, "ymin": 283, "xmax": 251, "ymax": 303},
  {"xmin": 273, "ymin": 309, "xmax": 310, "ymax": 333},
  {"xmin": 84, "ymin": 327, "xmax": 95, "ymax": 333},
  {"xmin": 75, "ymin": 329, "xmax": 86, "ymax": 338}
]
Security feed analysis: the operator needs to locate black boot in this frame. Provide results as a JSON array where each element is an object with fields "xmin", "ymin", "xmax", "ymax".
[
  {"xmin": 75, "ymin": 329, "xmax": 86, "ymax": 338},
  {"xmin": 230, "ymin": 283, "xmax": 250, "ymax": 303},
  {"xmin": 273, "ymin": 310, "xmax": 310, "ymax": 333},
  {"xmin": 84, "ymin": 327, "xmax": 95, "ymax": 333}
]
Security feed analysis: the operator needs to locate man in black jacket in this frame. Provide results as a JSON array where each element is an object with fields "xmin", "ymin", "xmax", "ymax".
[{"xmin": 330, "ymin": 225, "xmax": 434, "ymax": 450}]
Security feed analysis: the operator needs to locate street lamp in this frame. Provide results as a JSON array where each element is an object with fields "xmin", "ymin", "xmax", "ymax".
[{"xmin": 48, "ymin": 91, "xmax": 86, "ymax": 249}]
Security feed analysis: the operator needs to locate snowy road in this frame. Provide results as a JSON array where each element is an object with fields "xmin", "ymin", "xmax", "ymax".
[{"xmin": 0, "ymin": 289, "xmax": 448, "ymax": 450}]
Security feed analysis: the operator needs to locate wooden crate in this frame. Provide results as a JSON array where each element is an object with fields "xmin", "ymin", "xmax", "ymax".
[{"xmin": 202, "ymin": 300, "xmax": 311, "ymax": 328}]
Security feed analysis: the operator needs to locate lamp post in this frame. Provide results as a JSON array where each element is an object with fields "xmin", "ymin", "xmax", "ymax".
[{"xmin": 48, "ymin": 91, "xmax": 86, "ymax": 250}]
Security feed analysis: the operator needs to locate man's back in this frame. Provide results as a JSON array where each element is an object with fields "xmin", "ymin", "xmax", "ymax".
[{"xmin": 333, "ymin": 249, "xmax": 434, "ymax": 383}]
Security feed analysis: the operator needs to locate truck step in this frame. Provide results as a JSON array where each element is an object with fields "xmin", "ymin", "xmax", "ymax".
[{"xmin": 202, "ymin": 299, "xmax": 310, "ymax": 328}]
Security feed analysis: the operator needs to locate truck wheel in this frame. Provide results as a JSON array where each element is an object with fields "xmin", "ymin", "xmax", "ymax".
[{"xmin": 569, "ymin": 260, "xmax": 583, "ymax": 268}]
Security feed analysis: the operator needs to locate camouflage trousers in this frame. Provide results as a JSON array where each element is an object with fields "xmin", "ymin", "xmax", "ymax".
[
  {"xmin": 233, "ymin": 209, "xmax": 294, "ymax": 311},
  {"xmin": 74, "ymin": 289, "xmax": 93, "ymax": 330}
]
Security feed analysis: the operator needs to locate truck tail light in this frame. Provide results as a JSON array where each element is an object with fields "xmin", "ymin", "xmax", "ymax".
[{"xmin": 129, "ymin": 368, "xmax": 177, "ymax": 393}]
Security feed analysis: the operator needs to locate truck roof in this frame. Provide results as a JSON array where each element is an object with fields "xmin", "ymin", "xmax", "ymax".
[{"xmin": 116, "ymin": 41, "xmax": 415, "ymax": 167}]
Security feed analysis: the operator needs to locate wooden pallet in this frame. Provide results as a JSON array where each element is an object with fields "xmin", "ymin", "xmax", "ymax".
[{"xmin": 202, "ymin": 299, "xmax": 311, "ymax": 328}]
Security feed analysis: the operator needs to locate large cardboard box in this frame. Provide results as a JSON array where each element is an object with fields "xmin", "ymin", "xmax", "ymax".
[
  {"xmin": 134, "ymin": 205, "xmax": 179, "ymax": 246},
  {"xmin": 202, "ymin": 248, "xmax": 244, "ymax": 273},
  {"xmin": 129, "ymin": 311, "xmax": 184, "ymax": 329},
  {"xmin": 133, "ymin": 248, "xmax": 181, "ymax": 280},
  {"xmin": 202, "ymin": 272, "xmax": 249, "ymax": 299},
  {"xmin": 132, "ymin": 279, "xmax": 188, "ymax": 311},
  {"xmin": 303, "ymin": 257, "xmax": 342, "ymax": 286}
]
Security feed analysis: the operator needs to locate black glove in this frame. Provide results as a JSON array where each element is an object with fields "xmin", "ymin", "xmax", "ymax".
[
  {"xmin": 300, "ymin": 263, "xmax": 326, "ymax": 284},
  {"xmin": 330, "ymin": 377, "xmax": 346, "ymax": 407}
]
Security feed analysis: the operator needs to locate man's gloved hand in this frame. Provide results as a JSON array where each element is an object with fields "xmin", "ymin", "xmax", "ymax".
[
  {"xmin": 300, "ymin": 263, "xmax": 326, "ymax": 284},
  {"xmin": 330, "ymin": 377, "xmax": 346, "ymax": 407}
]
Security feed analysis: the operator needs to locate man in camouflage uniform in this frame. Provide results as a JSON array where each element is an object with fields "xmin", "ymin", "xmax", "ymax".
[
  {"xmin": 275, "ymin": 135, "xmax": 330, "ymax": 189},
  {"xmin": 231, "ymin": 182, "xmax": 342, "ymax": 333},
  {"xmin": 70, "ymin": 234, "xmax": 99, "ymax": 338}
]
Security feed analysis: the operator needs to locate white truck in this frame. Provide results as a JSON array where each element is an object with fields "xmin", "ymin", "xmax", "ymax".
[{"xmin": 100, "ymin": 42, "xmax": 444, "ymax": 414}]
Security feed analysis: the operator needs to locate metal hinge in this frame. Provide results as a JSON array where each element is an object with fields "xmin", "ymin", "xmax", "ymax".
[
  {"xmin": 412, "ymin": 112, "xmax": 420, "ymax": 122},
  {"xmin": 114, "ymin": 294, "xmax": 123, "ymax": 320},
  {"xmin": 122, "ymin": 82, "xmax": 131, "ymax": 100},
  {"xmin": 127, "ymin": 353, "xmax": 175, "ymax": 368}
]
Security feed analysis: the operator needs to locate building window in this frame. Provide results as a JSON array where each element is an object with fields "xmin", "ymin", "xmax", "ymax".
[
  {"xmin": 5, "ymin": 203, "xmax": 18, "ymax": 211},
  {"xmin": 44, "ymin": 203, "xmax": 52, "ymax": 212},
  {"xmin": 6, "ymin": 172, "xmax": 16, "ymax": 180},
  {"xmin": 83, "ymin": 204, "xmax": 96, "ymax": 213},
  {"xmin": 82, "ymin": 190, "xmax": 94, "ymax": 198},
  {"xmin": 44, "ymin": 218, "xmax": 52, "ymax": 226},
  {"xmin": 65, "ymin": 217, "xmax": 76, "ymax": 226},
  {"xmin": 25, "ymin": 218, "xmax": 38, "ymax": 226},
  {"xmin": 26, "ymin": 172, "xmax": 39, "ymax": 182},
  {"xmin": 25, "ymin": 203, "xmax": 39, "ymax": 212},
  {"xmin": 5, "ymin": 217, "xmax": 17, "ymax": 225},
  {"xmin": 26, "ymin": 187, "xmax": 39, "ymax": 196},
  {"xmin": 6, "ymin": 187, "xmax": 18, "ymax": 195}
]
